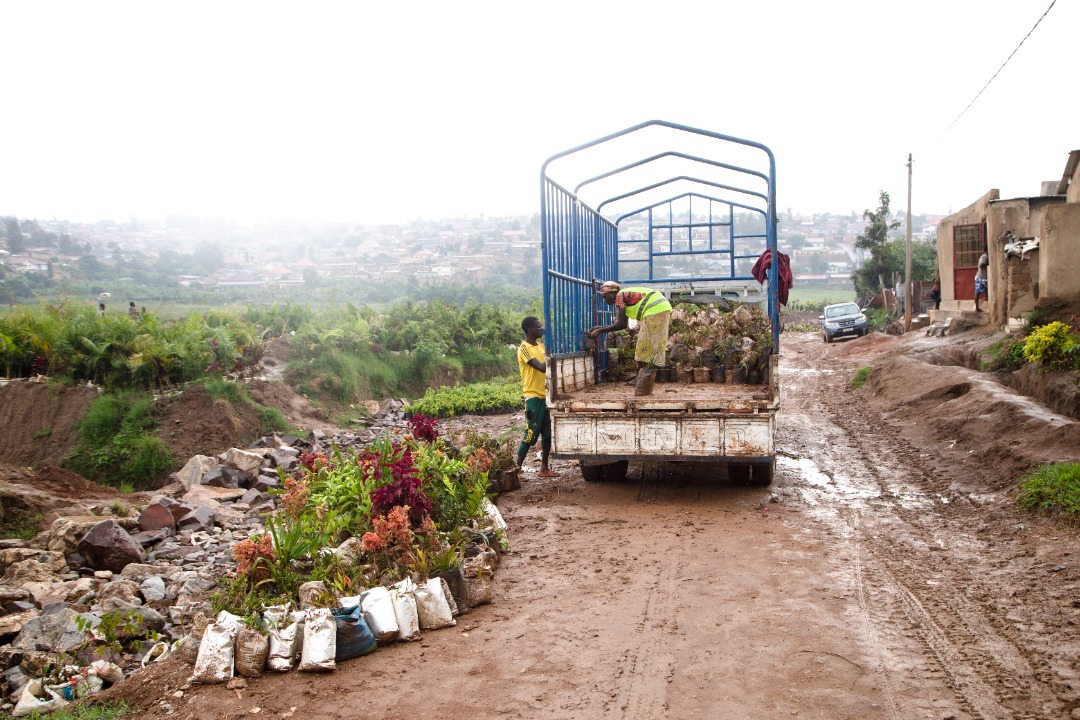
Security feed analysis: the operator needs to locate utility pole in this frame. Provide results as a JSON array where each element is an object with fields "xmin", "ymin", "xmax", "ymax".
[{"xmin": 904, "ymin": 153, "xmax": 913, "ymax": 331}]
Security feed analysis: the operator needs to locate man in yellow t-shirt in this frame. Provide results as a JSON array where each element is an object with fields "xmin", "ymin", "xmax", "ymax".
[{"xmin": 516, "ymin": 316, "xmax": 555, "ymax": 476}]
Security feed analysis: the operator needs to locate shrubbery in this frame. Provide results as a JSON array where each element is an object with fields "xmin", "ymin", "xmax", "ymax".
[
  {"xmin": 1016, "ymin": 462, "xmax": 1080, "ymax": 524},
  {"xmin": 1022, "ymin": 321, "xmax": 1079, "ymax": 369},
  {"xmin": 214, "ymin": 422, "xmax": 512, "ymax": 614},
  {"xmin": 65, "ymin": 393, "xmax": 175, "ymax": 490},
  {"xmin": 407, "ymin": 377, "xmax": 522, "ymax": 418}
]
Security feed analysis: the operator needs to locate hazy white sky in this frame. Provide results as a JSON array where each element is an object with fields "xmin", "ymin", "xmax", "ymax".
[{"xmin": 2, "ymin": 1, "xmax": 1077, "ymax": 226}]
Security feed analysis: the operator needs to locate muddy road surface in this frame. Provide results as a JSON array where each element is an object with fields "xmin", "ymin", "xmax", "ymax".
[{"xmin": 123, "ymin": 331, "xmax": 1080, "ymax": 720}]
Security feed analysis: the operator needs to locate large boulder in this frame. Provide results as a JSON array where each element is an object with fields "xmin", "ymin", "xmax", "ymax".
[
  {"xmin": 0, "ymin": 549, "xmax": 66, "ymax": 576},
  {"xmin": 11, "ymin": 607, "xmax": 96, "ymax": 654},
  {"xmin": 47, "ymin": 517, "xmax": 115, "ymax": 556},
  {"xmin": 219, "ymin": 448, "xmax": 265, "ymax": 475},
  {"xmin": 202, "ymin": 464, "xmax": 243, "ymax": 489},
  {"xmin": 175, "ymin": 454, "xmax": 217, "ymax": 490},
  {"xmin": 76, "ymin": 520, "xmax": 146, "ymax": 573},
  {"xmin": 137, "ymin": 500, "xmax": 177, "ymax": 532},
  {"xmin": 0, "ymin": 611, "xmax": 40, "ymax": 644}
]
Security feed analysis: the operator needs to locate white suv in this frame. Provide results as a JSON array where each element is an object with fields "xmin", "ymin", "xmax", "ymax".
[{"xmin": 819, "ymin": 302, "xmax": 868, "ymax": 343}]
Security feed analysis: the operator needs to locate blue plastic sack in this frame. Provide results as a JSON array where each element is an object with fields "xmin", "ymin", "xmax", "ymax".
[{"xmin": 332, "ymin": 605, "xmax": 377, "ymax": 662}]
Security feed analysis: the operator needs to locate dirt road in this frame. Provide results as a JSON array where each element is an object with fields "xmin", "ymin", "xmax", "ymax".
[{"xmin": 120, "ymin": 331, "xmax": 1080, "ymax": 720}]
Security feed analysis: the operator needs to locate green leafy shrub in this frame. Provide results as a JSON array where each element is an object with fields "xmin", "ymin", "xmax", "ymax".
[
  {"xmin": 1016, "ymin": 462, "xmax": 1080, "ymax": 524},
  {"xmin": 0, "ymin": 511, "xmax": 43, "ymax": 540},
  {"xmin": 850, "ymin": 366, "xmax": 872, "ymax": 389},
  {"xmin": 202, "ymin": 376, "xmax": 246, "ymax": 402},
  {"xmin": 256, "ymin": 405, "xmax": 292, "ymax": 434},
  {"xmin": 1022, "ymin": 321, "xmax": 1079, "ymax": 369},
  {"xmin": 66, "ymin": 392, "xmax": 175, "ymax": 489},
  {"xmin": 982, "ymin": 338, "xmax": 1027, "ymax": 372},
  {"xmin": 407, "ymin": 377, "xmax": 521, "ymax": 418}
]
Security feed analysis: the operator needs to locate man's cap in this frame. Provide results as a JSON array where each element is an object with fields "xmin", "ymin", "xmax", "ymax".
[{"xmin": 599, "ymin": 281, "xmax": 620, "ymax": 293}]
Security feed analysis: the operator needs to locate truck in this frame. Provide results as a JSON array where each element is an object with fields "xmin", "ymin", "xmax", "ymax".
[{"xmin": 539, "ymin": 120, "xmax": 781, "ymax": 484}]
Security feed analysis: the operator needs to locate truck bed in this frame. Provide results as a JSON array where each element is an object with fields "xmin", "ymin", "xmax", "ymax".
[{"xmin": 553, "ymin": 377, "xmax": 772, "ymax": 413}]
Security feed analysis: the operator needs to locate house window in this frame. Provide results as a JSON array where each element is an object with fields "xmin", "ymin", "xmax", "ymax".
[{"xmin": 953, "ymin": 223, "xmax": 984, "ymax": 268}]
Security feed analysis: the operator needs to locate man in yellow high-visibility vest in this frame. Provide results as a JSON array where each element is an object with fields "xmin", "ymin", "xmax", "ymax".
[{"xmin": 588, "ymin": 281, "xmax": 672, "ymax": 396}]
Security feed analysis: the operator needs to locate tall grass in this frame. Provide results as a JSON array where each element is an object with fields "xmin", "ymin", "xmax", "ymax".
[
  {"xmin": 65, "ymin": 392, "xmax": 175, "ymax": 490},
  {"xmin": 1016, "ymin": 462, "xmax": 1080, "ymax": 524}
]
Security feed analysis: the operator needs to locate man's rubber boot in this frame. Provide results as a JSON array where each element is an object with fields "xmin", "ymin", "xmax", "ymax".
[{"xmin": 634, "ymin": 368, "xmax": 656, "ymax": 396}]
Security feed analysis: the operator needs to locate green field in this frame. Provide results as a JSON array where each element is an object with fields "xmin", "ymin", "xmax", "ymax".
[{"xmin": 787, "ymin": 285, "xmax": 856, "ymax": 305}]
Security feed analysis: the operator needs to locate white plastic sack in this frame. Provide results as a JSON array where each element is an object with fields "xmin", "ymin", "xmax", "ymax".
[
  {"xmin": 390, "ymin": 579, "xmax": 421, "ymax": 641},
  {"xmin": 235, "ymin": 626, "xmax": 270, "ymax": 678},
  {"xmin": 336, "ymin": 595, "xmax": 361, "ymax": 609},
  {"xmin": 440, "ymin": 576, "xmax": 461, "ymax": 616},
  {"xmin": 298, "ymin": 608, "xmax": 335, "ymax": 672},
  {"xmin": 90, "ymin": 659, "xmax": 125, "ymax": 685},
  {"xmin": 482, "ymin": 497, "xmax": 507, "ymax": 532},
  {"xmin": 191, "ymin": 622, "xmax": 237, "ymax": 684},
  {"xmin": 415, "ymin": 577, "xmax": 456, "ymax": 630},
  {"xmin": 360, "ymin": 586, "xmax": 399, "ymax": 642},
  {"xmin": 460, "ymin": 557, "xmax": 494, "ymax": 608},
  {"xmin": 141, "ymin": 640, "xmax": 171, "ymax": 667},
  {"xmin": 214, "ymin": 610, "xmax": 244, "ymax": 630},
  {"xmin": 266, "ymin": 609, "xmax": 305, "ymax": 673},
  {"xmin": 13, "ymin": 679, "xmax": 66, "ymax": 717}
]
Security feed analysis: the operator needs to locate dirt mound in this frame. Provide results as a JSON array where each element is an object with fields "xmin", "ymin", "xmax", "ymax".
[
  {"xmin": 0, "ymin": 380, "xmax": 98, "ymax": 468},
  {"xmin": 152, "ymin": 384, "xmax": 264, "ymax": 463},
  {"xmin": 245, "ymin": 378, "xmax": 339, "ymax": 432},
  {"xmin": 863, "ymin": 352, "xmax": 1080, "ymax": 492}
]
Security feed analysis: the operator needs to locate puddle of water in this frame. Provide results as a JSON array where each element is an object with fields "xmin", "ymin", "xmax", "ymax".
[
  {"xmin": 786, "ymin": 367, "xmax": 838, "ymax": 377},
  {"xmin": 779, "ymin": 455, "xmax": 939, "ymax": 512},
  {"xmin": 780, "ymin": 456, "xmax": 833, "ymax": 488}
]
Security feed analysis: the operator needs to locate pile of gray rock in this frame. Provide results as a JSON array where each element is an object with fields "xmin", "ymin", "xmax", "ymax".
[{"xmin": 0, "ymin": 406, "xmax": 418, "ymax": 711}]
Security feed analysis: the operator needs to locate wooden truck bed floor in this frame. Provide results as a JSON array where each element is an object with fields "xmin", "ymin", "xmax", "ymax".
[{"xmin": 555, "ymin": 380, "xmax": 771, "ymax": 411}]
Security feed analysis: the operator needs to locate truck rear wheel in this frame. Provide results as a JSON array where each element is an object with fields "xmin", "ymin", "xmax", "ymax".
[
  {"xmin": 580, "ymin": 460, "xmax": 629, "ymax": 483},
  {"xmin": 749, "ymin": 460, "xmax": 775, "ymax": 486},
  {"xmin": 729, "ymin": 460, "xmax": 774, "ymax": 486},
  {"xmin": 604, "ymin": 460, "xmax": 629, "ymax": 483}
]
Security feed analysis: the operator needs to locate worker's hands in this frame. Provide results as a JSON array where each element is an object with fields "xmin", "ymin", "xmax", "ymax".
[{"xmin": 588, "ymin": 326, "xmax": 602, "ymax": 338}]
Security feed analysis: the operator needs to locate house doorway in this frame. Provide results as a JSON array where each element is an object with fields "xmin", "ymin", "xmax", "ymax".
[{"xmin": 952, "ymin": 223, "xmax": 985, "ymax": 301}]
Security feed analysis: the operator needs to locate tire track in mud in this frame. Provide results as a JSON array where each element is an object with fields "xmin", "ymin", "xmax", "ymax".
[
  {"xmin": 604, "ymin": 553, "xmax": 678, "ymax": 720},
  {"xmin": 783, "ymin": 335, "xmax": 1073, "ymax": 719},
  {"xmin": 843, "ymin": 512, "xmax": 903, "ymax": 719}
]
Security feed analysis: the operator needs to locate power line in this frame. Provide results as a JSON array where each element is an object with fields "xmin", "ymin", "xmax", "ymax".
[{"xmin": 938, "ymin": 0, "xmax": 1058, "ymax": 140}]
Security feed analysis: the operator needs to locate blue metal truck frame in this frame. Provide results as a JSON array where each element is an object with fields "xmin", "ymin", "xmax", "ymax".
[{"xmin": 539, "ymin": 120, "xmax": 781, "ymax": 484}]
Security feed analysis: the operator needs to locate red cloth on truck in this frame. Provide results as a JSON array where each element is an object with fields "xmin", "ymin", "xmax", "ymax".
[{"xmin": 751, "ymin": 250, "xmax": 793, "ymax": 306}]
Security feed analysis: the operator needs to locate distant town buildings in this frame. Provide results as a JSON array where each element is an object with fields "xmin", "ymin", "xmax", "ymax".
[{"xmin": 0, "ymin": 210, "xmax": 942, "ymax": 293}]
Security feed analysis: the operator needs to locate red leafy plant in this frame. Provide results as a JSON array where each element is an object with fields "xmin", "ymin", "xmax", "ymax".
[
  {"xmin": 298, "ymin": 451, "xmax": 331, "ymax": 474},
  {"xmin": 233, "ymin": 534, "xmax": 275, "ymax": 586},
  {"xmin": 465, "ymin": 447, "xmax": 493, "ymax": 475},
  {"xmin": 281, "ymin": 476, "xmax": 311, "ymax": 519},
  {"xmin": 408, "ymin": 414, "xmax": 439, "ymax": 443},
  {"xmin": 361, "ymin": 505, "xmax": 439, "ymax": 576},
  {"xmin": 362, "ymin": 442, "xmax": 433, "ymax": 527}
]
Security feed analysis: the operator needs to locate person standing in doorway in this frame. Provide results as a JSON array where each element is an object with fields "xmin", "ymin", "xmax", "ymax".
[
  {"xmin": 516, "ymin": 316, "xmax": 555, "ymax": 477},
  {"xmin": 974, "ymin": 249, "xmax": 989, "ymax": 312}
]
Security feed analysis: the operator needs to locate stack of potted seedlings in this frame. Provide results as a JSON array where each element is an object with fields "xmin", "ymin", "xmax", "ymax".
[{"xmin": 185, "ymin": 415, "xmax": 513, "ymax": 681}]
